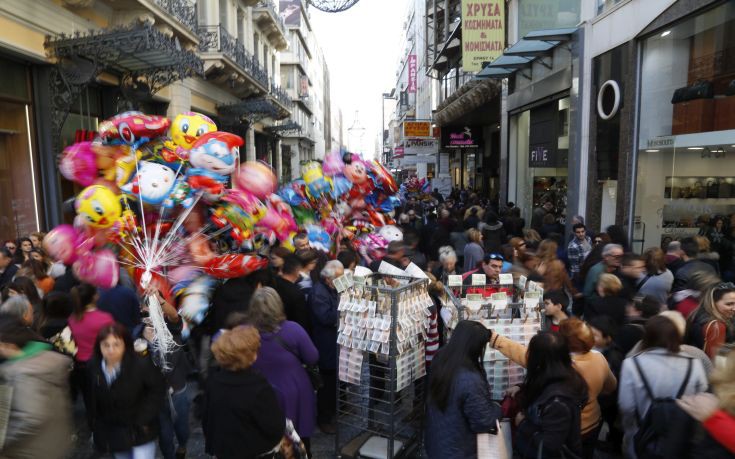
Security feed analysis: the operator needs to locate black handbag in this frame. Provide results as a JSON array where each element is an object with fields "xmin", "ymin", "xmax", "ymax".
[
  {"xmin": 274, "ymin": 335, "xmax": 324, "ymax": 391},
  {"xmin": 671, "ymin": 80, "xmax": 714, "ymax": 103}
]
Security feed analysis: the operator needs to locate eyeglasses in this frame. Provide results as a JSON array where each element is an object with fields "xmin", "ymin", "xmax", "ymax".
[{"xmin": 5, "ymin": 246, "xmax": 15, "ymax": 250}]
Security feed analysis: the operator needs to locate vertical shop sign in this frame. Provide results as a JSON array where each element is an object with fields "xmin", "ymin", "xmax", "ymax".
[
  {"xmin": 461, "ymin": 0, "xmax": 505, "ymax": 72},
  {"xmin": 407, "ymin": 55, "xmax": 417, "ymax": 93}
]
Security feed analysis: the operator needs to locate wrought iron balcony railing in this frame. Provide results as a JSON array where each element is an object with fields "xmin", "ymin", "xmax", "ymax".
[
  {"xmin": 256, "ymin": 0, "xmax": 288, "ymax": 38},
  {"xmin": 154, "ymin": 0, "xmax": 198, "ymax": 33},
  {"xmin": 198, "ymin": 25, "xmax": 270, "ymax": 89},
  {"xmin": 270, "ymin": 81, "xmax": 293, "ymax": 110}
]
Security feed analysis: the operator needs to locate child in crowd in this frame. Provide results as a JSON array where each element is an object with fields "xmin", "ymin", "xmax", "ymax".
[{"xmin": 543, "ymin": 291, "xmax": 569, "ymax": 332}]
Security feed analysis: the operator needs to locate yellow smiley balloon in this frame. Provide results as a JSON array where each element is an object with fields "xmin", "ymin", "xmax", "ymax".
[
  {"xmin": 75, "ymin": 185, "xmax": 122, "ymax": 229},
  {"xmin": 170, "ymin": 112, "xmax": 217, "ymax": 150}
]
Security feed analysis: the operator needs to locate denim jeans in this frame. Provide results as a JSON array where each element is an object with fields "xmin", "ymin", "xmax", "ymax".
[{"xmin": 158, "ymin": 385, "xmax": 190, "ymax": 459}]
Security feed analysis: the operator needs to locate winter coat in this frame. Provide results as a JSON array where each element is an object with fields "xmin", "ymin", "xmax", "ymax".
[
  {"xmin": 0, "ymin": 342, "xmax": 73, "ymax": 459},
  {"xmin": 515, "ymin": 380, "xmax": 588, "ymax": 459},
  {"xmin": 672, "ymin": 259, "xmax": 716, "ymax": 292},
  {"xmin": 88, "ymin": 354, "xmax": 166, "ymax": 453},
  {"xmin": 425, "ymin": 368, "xmax": 502, "ymax": 459},
  {"xmin": 584, "ymin": 295, "xmax": 627, "ymax": 330},
  {"xmin": 204, "ymin": 366, "xmax": 285, "ymax": 459},
  {"xmin": 309, "ymin": 280, "xmax": 340, "ymax": 370}
]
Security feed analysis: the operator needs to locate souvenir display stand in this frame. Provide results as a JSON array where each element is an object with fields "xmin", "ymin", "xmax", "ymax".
[
  {"xmin": 335, "ymin": 274, "xmax": 431, "ymax": 459},
  {"xmin": 441, "ymin": 280, "xmax": 544, "ymax": 400}
]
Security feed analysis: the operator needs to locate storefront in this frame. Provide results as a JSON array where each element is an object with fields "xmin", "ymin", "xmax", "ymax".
[
  {"xmin": 511, "ymin": 97, "xmax": 570, "ymax": 218},
  {"xmin": 440, "ymin": 125, "xmax": 483, "ymax": 190},
  {"xmin": 632, "ymin": 1, "xmax": 735, "ymax": 249},
  {"xmin": 0, "ymin": 57, "xmax": 41, "ymax": 241}
]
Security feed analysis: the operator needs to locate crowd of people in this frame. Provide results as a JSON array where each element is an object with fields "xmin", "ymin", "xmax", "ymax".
[{"xmin": 0, "ymin": 188, "xmax": 734, "ymax": 459}]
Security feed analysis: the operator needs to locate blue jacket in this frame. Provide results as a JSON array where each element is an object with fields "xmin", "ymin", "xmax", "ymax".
[
  {"xmin": 425, "ymin": 368, "xmax": 502, "ymax": 459},
  {"xmin": 308, "ymin": 280, "xmax": 339, "ymax": 370}
]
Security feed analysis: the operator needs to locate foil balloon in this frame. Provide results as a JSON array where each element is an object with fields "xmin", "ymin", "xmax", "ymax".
[
  {"xmin": 43, "ymin": 224, "xmax": 83, "ymax": 264},
  {"xmin": 188, "ymin": 234, "xmax": 216, "ymax": 267},
  {"xmin": 256, "ymin": 202, "xmax": 298, "ymax": 242},
  {"xmin": 343, "ymin": 154, "xmax": 374, "ymax": 197},
  {"xmin": 121, "ymin": 161, "xmax": 178, "ymax": 205},
  {"xmin": 305, "ymin": 224, "xmax": 331, "ymax": 253},
  {"xmin": 203, "ymin": 254, "xmax": 268, "ymax": 279},
  {"xmin": 178, "ymin": 275, "xmax": 216, "ymax": 325},
  {"xmin": 187, "ymin": 131, "xmax": 243, "ymax": 197},
  {"xmin": 98, "ymin": 111, "xmax": 171, "ymax": 146},
  {"xmin": 331, "ymin": 175, "xmax": 352, "ymax": 199},
  {"xmin": 75, "ymin": 185, "xmax": 122, "ymax": 229},
  {"xmin": 234, "ymin": 161, "xmax": 277, "ymax": 200},
  {"xmin": 73, "ymin": 249, "xmax": 119, "ymax": 289},
  {"xmin": 170, "ymin": 112, "xmax": 217, "ymax": 151},
  {"xmin": 378, "ymin": 225, "xmax": 403, "ymax": 242},
  {"xmin": 301, "ymin": 161, "xmax": 332, "ymax": 200},
  {"xmin": 322, "ymin": 149, "xmax": 345, "ymax": 176},
  {"xmin": 59, "ymin": 142, "xmax": 98, "ymax": 186},
  {"xmin": 368, "ymin": 160, "xmax": 398, "ymax": 194}
]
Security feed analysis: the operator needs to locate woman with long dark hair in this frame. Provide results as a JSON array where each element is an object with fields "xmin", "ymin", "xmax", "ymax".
[
  {"xmin": 514, "ymin": 332, "xmax": 588, "ymax": 458},
  {"xmin": 425, "ymin": 320, "xmax": 501, "ymax": 459},
  {"xmin": 687, "ymin": 282, "xmax": 735, "ymax": 359}
]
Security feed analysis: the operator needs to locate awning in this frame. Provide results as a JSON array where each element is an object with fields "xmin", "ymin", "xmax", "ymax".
[
  {"xmin": 475, "ymin": 27, "xmax": 577, "ymax": 81},
  {"xmin": 217, "ymin": 97, "xmax": 288, "ymax": 122},
  {"xmin": 433, "ymin": 78, "xmax": 501, "ymax": 126}
]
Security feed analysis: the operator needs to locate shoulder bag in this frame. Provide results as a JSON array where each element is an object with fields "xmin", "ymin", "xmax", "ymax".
[{"xmin": 273, "ymin": 335, "xmax": 324, "ymax": 392}]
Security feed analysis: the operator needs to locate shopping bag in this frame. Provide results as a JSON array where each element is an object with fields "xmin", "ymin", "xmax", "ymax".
[{"xmin": 477, "ymin": 419, "xmax": 512, "ymax": 459}]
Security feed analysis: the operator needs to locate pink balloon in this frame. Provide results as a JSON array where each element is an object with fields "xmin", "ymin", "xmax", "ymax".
[
  {"xmin": 59, "ymin": 142, "xmax": 98, "ymax": 186},
  {"xmin": 167, "ymin": 265, "xmax": 201, "ymax": 286},
  {"xmin": 322, "ymin": 150, "xmax": 345, "ymax": 176},
  {"xmin": 233, "ymin": 161, "xmax": 277, "ymax": 199},
  {"xmin": 43, "ymin": 225, "xmax": 82, "ymax": 264},
  {"xmin": 73, "ymin": 249, "xmax": 119, "ymax": 289}
]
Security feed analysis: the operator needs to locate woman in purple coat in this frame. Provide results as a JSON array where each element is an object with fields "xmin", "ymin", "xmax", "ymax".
[{"xmin": 243, "ymin": 287, "xmax": 319, "ymax": 454}]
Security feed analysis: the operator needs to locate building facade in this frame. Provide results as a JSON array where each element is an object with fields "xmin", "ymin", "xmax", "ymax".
[{"xmin": 0, "ymin": 0, "xmax": 337, "ymax": 239}]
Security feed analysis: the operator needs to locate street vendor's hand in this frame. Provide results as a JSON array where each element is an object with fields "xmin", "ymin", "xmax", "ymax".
[{"xmin": 506, "ymin": 385, "xmax": 521, "ymax": 398}]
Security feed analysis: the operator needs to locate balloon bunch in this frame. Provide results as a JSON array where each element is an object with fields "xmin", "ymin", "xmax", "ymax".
[
  {"xmin": 399, "ymin": 175, "xmax": 432, "ymax": 202},
  {"xmin": 51, "ymin": 111, "xmax": 289, "ymax": 362},
  {"xmin": 277, "ymin": 149, "xmax": 403, "ymax": 260}
]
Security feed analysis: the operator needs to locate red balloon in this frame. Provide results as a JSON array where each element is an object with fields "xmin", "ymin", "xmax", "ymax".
[{"xmin": 203, "ymin": 254, "xmax": 268, "ymax": 279}]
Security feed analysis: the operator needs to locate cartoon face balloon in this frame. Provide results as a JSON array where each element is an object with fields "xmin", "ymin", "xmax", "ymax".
[
  {"xmin": 98, "ymin": 111, "xmax": 170, "ymax": 146},
  {"xmin": 73, "ymin": 249, "xmax": 119, "ymax": 289},
  {"xmin": 170, "ymin": 112, "xmax": 217, "ymax": 150},
  {"xmin": 43, "ymin": 224, "xmax": 83, "ymax": 264},
  {"xmin": 234, "ymin": 161, "xmax": 277, "ymax": 199},
  {"xmin": 378, "ymin": 224, "xmax": 403, "ymax": 242},
  {"xmin": 343, "ymin": 155, "xmax": 369, "ymax": 185},
  {"xmin": 59, "ymin": 142, "xmax": 97, "ymax": 186},
  {"xmin": 188, "ymin": 132, "xmax": 242, "ymax": 177},
  {"xmin": 75, "ymin": 185, "xmax": 122, "ymax": 229},
  {"xmin": 121, "ymin": 161, "xmax": 177, "ymax": 205}
]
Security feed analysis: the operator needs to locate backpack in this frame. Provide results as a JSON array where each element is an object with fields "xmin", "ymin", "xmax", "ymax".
[{"xmin": 632, "ymin": 356, "xmax": 695, "ymax": 459}]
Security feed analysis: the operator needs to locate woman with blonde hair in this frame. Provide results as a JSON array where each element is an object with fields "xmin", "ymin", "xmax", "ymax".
[
  {"xmin": 240, "ymin": 287, "xmax": 318, "ymax": 453},
  {"xmin": 463, "ymin": 228, "xmax": 484, "ymax": 272},
  {"xmin": 687, "ymin": 282, "xmax": 735, "ymax": 359},
  {"xmin": 677, "ymin": 345, "xmax": 735, "ymax": 454},
  {"xmin": 204, "ymin": 325, "xmax": 285, "ymax": 459}
]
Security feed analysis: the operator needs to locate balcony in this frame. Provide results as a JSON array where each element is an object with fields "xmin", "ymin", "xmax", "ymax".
[
  {"xmin": 253, "ymin": 1, "xmax": 289, "ymax": 51},
  {"xmin": 198, "ymin": 25, "xmax": 270, "ymax": 96},
  {"xmin": 270, "ymin": 81, "xmax": 294, "ymax": 113},
  {"xmin": 296, "ymin": 96, "xmax": 313, "ymax": 115},
  {"xmin": 152, "ymin": 0, "xmax": 197, "ymax": 33}
]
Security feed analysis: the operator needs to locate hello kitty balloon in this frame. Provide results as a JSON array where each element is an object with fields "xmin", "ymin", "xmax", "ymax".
[{"xmin": 121, "ymin": 161, "xmax": 178, "ymax": 205}]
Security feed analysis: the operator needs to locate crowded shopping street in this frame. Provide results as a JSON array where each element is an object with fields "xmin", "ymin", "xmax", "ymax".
[{"xmin": 1, "ymin": 0, "xmax": 735, "ymax": 458}]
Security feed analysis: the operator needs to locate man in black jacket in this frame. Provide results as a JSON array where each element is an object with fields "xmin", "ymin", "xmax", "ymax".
[
  {"xmin": 0, "ymin": 248, "xmax": 18, "ymax": 291},
  {"xmin": 672, "ymin": 237, "xmax": 716, "ymax": 293},
  {"xmin": 274, "ymin": 255, "xmax": 312, "ymax": 334}
]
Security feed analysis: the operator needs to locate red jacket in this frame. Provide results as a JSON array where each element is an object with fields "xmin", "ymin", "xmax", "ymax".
[{"xmin": 703, "ymin": 410, "xmax": 735, "ymax": 454}]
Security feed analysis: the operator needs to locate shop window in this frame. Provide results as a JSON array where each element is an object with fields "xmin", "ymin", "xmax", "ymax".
[
  {"xmin": 634, "ymin": 3, "xmax": 735, "ymax": 253},
  {"xmin": 0, "ymin": 60, "xmax": 29, "ymax": 102},
  {"xmin": 517, "ymin": 0, "xmax": 580, "ymax": 40}
]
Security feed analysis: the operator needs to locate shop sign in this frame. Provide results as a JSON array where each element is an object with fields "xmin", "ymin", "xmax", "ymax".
[
  {"xmin": 461, "ymin": 0, "xmax": 505, "ymax": 72},
  {"xmin": 529, "ymin": 145, "xmax": 566, "ymax": 168},
  {"xmin": 298, "ymin": 75, "xmax": 309, "ymax": 98},
  {"xmin": 405, "ymin": 138, "xmax": 439, "ymax": 156},
  {"xmin": 407, "ymin": 55, "xmax": 417, "ymax": 93},
  {"xmin": 441, "ymin": 126, "xmax": 481, "ymax": 148},
  {"xmin": 646, "ymin": 136, "xmax": 674, "ymax": 149},
  {"xmin": 403, "ymin": 121, "xmax": 432, "ymax": 138},
  {"xmin": 394, "ymin": 146, "xmax": 405, "ymax": 158}
]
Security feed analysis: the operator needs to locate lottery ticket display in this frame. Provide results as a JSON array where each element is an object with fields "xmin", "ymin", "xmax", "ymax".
[
  {"xmin": 336, "ymin": 276, "xmax": 432, "ymax": 388},
  {"xmin": 481, "ymin": 318, "xmax": 541, "ymax": 399}
]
